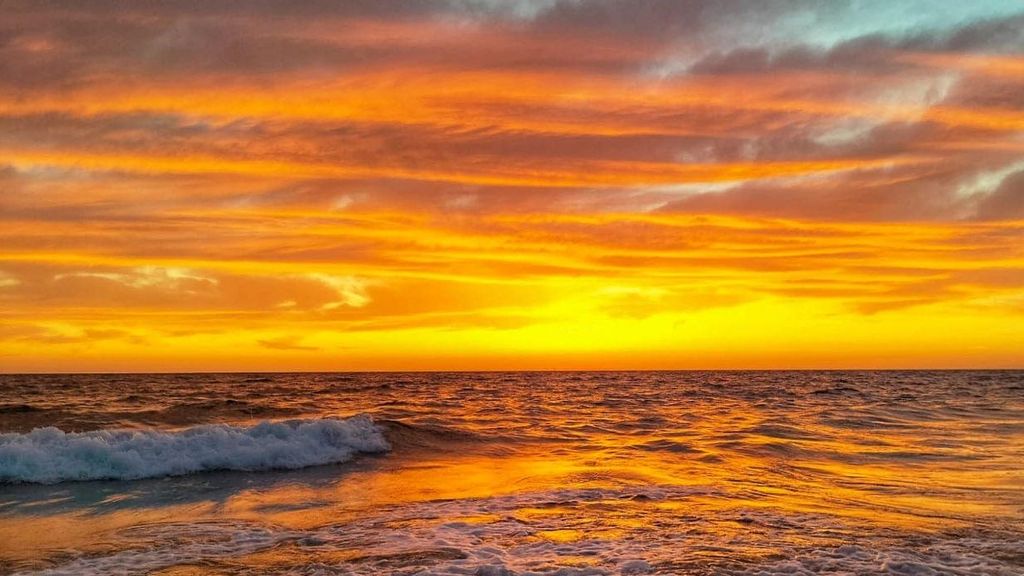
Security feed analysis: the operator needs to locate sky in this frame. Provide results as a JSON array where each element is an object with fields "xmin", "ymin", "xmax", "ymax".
[{"xmin": 1, "ymin": 0, "xmax": 1023, "ymax": 372}]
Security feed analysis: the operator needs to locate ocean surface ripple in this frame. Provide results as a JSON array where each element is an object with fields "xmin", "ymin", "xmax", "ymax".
[{"xmin": 0, "ymin": 371, "xmax": 1022, "ymax": 575}]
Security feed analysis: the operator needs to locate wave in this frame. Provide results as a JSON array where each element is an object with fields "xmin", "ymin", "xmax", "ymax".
[
  {"xmin": 0, "ymin": 415, "xmax": 389, "ymax": 484},
  {"xmin": 0, "ymin": 403, "xmax": 49, "ymax": 414},
  {"xmin": 379, "ymin": 419, "xmax": 485, "ymax": 449},
  {"xmin": 135, "ymin": 399, "xmax": 304, "ymax": 427},
  {"xmin": 378, "ymin": 419, "xmax": 527, "ymax": 456}
]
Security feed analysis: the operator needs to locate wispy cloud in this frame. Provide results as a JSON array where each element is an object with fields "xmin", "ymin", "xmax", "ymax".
[{"xmin": 2, "ymin": 1, "xmax": 1022, "ymax": 369}]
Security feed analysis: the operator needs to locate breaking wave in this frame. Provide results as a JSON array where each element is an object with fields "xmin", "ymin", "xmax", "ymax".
[{"xmin": 0, "ymin": 415, "xmax": 389, "ymax": 484}]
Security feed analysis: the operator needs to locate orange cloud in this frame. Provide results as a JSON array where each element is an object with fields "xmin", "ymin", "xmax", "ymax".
[{"xmin": 2, "ymin": 2, "xmax": 1023, "ymax": 370}]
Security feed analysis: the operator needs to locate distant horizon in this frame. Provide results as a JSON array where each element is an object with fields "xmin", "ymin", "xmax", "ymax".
[{"xmin": 5, "ymin": 366, "xmax": 1024, "ymax": 376}]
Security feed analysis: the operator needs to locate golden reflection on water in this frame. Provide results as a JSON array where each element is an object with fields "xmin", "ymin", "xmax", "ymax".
[
  {"xmin": 1, "ymin": 439, "xmax": 999, "ymax": 568},
  {"xmin": 2, "ymin": 371, "xmax": 1022, "ymax": 574}
]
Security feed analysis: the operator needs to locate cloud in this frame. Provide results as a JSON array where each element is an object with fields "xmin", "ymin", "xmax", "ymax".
[
  {"xmin": 687, "ymin": 13, "xmax": 1024, "ymax": 76},
  {"xmin": 0, "ymin": 323, "xmax": 140, "ymax": 346},
  {"xmin": 53, "ymin": 266, "xmax": 218, "ymax": 291},
  {"xmin": 2, "ymin": 1, "xmax": 1024, "ymax": 369},
  {"xmin": 257, "ymin": 336, "xmax": 319, "ymax": 351},
  {"xmin": 0, "ymin": 270, "xmax": 20, "ymax": 288},
  {"xmin": 306, "ymin": 274, "xmax": 371, "ymax": 309},
  {"xmin": 975, "ymin": 170, "xmax": 1024, "ymax": 220}
]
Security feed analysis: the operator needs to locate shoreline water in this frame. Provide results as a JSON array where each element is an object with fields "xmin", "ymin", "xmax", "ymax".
[{"xmin": 2, "ymin": 371, "xmax": 1022, "ymax": 575}]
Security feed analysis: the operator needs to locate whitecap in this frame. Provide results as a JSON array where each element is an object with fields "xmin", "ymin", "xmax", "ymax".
[{"xmin": 0, "ymin": 415, "xmax": 389, "ymax": 484}]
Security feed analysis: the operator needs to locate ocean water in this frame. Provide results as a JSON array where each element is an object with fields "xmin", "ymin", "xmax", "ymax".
[{"xmin": 1, "ymin": 371, "xmax": 1022, "ymax": 575}]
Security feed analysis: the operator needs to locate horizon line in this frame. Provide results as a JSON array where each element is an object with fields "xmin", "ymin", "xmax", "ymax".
[{"xmin": 3, "ymin": 367, "xmax": 1024, "ymax": 376}]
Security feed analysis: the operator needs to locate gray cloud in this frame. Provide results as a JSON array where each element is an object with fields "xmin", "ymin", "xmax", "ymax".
[{"xmin": 975, "ymin": 171, "xmax": 1024, "ymax": 221}]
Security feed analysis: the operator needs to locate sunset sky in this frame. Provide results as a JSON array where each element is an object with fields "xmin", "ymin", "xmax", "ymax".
[{"xmin": 1, "ymin": 0, "xmax": 1023, "ymax": 371}]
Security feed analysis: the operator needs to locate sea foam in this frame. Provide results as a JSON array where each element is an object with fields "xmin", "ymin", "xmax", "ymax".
[{"xmin": 0, "ymin": 415, "xmax": 389, "ymax": 484}]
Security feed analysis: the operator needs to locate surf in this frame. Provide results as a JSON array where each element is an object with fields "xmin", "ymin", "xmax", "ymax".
[{"xmin": 0, "ymin": 415, "xmax": 389, "ymax": 484}]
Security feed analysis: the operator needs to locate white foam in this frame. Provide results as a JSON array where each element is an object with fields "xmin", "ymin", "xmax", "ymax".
[
  {"xmin": 0, "ymin": 415, "xmax": 389, "ymax": 484},
  {"xmin": 14, "ymin": 485, "xmax": 1024, "ymax": 575},
  {"xmin": 732, "ymin": 541, "xmax": 1024, "ymax": 576},
  {"xmin": 22, "ymin": 522, "xmax": 291, "ymax": 576}
]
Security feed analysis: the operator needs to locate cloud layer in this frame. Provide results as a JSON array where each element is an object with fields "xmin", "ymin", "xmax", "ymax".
[{"xmin": 1, "ymin": 1, "xmax": 1022, "ymax": 369}]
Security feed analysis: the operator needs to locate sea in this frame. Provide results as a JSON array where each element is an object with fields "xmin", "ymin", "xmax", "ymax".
[{"xmin": 1, "ymin": 371, "xmax": 1022, "ymax": 575}]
